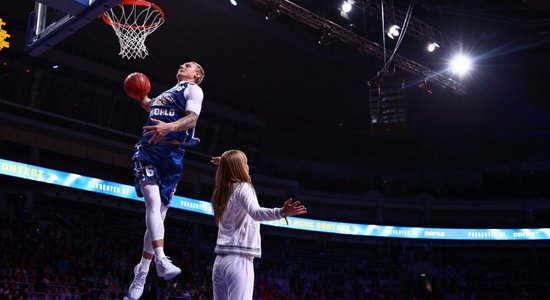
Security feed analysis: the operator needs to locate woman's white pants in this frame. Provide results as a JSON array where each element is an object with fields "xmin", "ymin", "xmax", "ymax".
[{"xmin": 212, "ymin": 254, "xmax": 254, "ymax": 300}]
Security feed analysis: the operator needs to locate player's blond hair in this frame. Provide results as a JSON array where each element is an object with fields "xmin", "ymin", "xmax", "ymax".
[{"xmin": 191, "ymin": 61, "xmax": 205, "ymax": 85}]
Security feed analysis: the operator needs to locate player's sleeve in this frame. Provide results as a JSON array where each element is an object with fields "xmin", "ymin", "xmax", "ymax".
[{"xmin": 184, "ymin": 84, "xmax": 204, "ymax": 115}]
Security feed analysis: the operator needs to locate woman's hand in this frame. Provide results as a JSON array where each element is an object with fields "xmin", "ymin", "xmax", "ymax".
[
  {"xmin": 282, "ymin": 198, "xmax": 307, "ymax": 217},
  {"xmin": 211, "ymin": 156, "xmax": 221, "ymax": 166}
]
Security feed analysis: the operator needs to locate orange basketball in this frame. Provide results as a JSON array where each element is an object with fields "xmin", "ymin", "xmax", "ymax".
[{"xmin": 124, "ymin": 72, "xmax": 151, "ymax": 100}]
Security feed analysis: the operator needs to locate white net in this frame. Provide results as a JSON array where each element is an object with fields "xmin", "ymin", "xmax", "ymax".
[{"xmin": 103, "ymin": 0, "xmax": 164, "ymax": 59}]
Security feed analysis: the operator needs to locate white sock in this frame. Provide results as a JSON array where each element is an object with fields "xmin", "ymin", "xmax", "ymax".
[
  {"xmin": 139, "ymin": 257, "xmax": 152, "ymax": 272},
  {"xmin": 154, "ymin": 247, "xmax": 166, "ymax": 259}
]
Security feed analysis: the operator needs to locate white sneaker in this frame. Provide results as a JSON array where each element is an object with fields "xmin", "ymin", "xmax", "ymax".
[
  {"xmin": 155, "ymin": 256, "xmax": 181, "ymax": 280},
  {"xmin": 128, "ymin": 264, "xmax": 147, "ymax": 299}
]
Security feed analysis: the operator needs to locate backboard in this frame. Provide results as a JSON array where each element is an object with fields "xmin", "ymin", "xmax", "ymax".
[{"xmin": 26, "ymin": 0, "xmax": 120, "ymax": 56}]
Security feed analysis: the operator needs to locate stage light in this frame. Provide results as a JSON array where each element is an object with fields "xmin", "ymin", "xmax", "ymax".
[
  {"xmin": 265, "ymin": 1, "xmax": 281, "ymax": 21},
  {"xmin": 426, "ymin": 42, "xmax": 440, "ymax": 52},
  {"xmin": 229, "ymin": 0, "xmax": 237, "ymax": 6},
  {"xmin": 450, "ymin": 54, "xmax": 472, "ymax": 76},
  {"xmin": 318, "ymin": 27, "xmax": 334, "ymax": 46},
  {"xmin": 266, "ymin": 9, "xmax": 280, "ymax": 20},
  {"xmin": 341, "ymin": 1, "xmax": 353, "ymax": 13},
  {"xmin": 318, "ymin": 33, "xmax": 332, "ymax": 46},
  {"xmin": 386, "ymin": 25, "xmax": 400, "ymax": 40}
]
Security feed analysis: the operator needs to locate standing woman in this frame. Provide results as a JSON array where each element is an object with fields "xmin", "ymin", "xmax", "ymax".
[{"xmin": 210, "ymin": 150, "xmax": 307, "ymax": 299}]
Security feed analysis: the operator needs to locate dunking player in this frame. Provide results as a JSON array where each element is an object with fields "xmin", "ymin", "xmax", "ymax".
[{"xmin": 128, "ymin": 62, "xmax": 205, "ymax": 300}]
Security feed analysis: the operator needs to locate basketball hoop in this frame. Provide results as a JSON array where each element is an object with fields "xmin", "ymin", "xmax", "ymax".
[{"xmin": 102, "ymin": 0, "xmax": 164, "ymax": 59}]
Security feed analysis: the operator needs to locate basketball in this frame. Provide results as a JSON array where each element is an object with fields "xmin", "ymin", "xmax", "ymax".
[{"xmin": 124, "ymin": 72, "xmax": 151, "ymax": 100}]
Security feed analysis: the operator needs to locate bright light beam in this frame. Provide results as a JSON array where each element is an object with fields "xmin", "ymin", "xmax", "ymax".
[
  {"xmin": 427, "ymin": 42, "xmax": 440, "ymax": 53},
  {"xmin": 386, "ymin": 25, "xmax": 400, "ymax": 40},
  {"xmin": 342, "ymin": 1, "xmax": 352, "ymax": 13},
  {"xmin": 450, "ymin": 54, "xmax": 472, "ymax": 76}
]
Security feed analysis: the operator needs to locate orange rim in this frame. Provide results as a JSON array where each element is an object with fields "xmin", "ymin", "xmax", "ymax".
[{"xmin": 102, "ymin": 0, "xmax": 164, "ymax": 29}]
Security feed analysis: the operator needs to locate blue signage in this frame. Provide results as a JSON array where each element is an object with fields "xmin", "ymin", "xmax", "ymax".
[{"xmin": 1, "ymin": 158, "xmax": 549, "ymax": 241}]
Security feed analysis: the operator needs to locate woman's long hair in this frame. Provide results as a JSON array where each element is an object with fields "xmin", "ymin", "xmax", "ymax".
[{"xmin": 211, "ymin": 150, "xmax": 252, "ymax": 225}]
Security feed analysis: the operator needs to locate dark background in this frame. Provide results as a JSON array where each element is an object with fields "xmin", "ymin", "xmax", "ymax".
[{"xmin": 2, "ymin": 0, "xmax": 550, "ymax": 183}]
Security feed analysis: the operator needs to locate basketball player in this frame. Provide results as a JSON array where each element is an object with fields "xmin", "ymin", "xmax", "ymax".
[
  {"xmin": 128, "ymin": 61, "xmax": 205, "ymax": 300},
  {"xmin": 210, "ymin": 150, "xmax": 308, "ymax": 299}
]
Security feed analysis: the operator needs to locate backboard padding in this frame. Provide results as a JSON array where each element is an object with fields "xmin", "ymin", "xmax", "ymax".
[{"xmin": 26, "ymin": 0, "xmax": 120, "ymax": 56}]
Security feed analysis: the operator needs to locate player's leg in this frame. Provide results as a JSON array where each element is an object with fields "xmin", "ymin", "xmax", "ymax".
[
  {"xmin": 141, "ymin": 182, "xmax": 181, "ymax": 280},
  {"xmin": 143, "ymin": 182, "xmax": 165, "ymax": 250},
  {"xmin": 130, "ymin": 145, "xmax": 157, "ymax": 299},
  {"xmin": 128, "ymin": 230, "xmax": 154, "ymax": 299}
]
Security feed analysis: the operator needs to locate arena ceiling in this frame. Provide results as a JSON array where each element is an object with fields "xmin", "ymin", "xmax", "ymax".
[{"xmin": 3, "ymin": 0, "xmax": 550, "ymax": 160}]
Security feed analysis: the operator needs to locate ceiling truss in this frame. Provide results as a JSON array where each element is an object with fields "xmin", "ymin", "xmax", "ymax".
[
  {"xmin": 357, "ymin": 0, "xmax": 462, "ymax": 50},
  {"xmin": 254, "ymin": 0, "xmax": 467, "ymax": 95}
]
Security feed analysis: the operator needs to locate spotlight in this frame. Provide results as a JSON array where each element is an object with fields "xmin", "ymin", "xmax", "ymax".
[
  {"xmin": 341, "ymin": 1, "xmax": 353, "ymax": 13},
  {"xmin": 426, "ymin": 42, "xmax": 440, "ymax": 52},
  {"xmin": 318, "ymin": 27, "xmax": 334, "ymax": 47},
  {"xmin": 266, "ymin": 9, "xmax": 280, "ymax": 20},
  {"xmin": 450, "ymin": 54, "xmax": 472, "ymax": 76},
  {"xmin": 386, "ymin": 25, "xmax": 400, "ymax": 40},
  {"xmin": 318, "ymin": 33, "xmax": 333, "ymax": 46},
  {"xmin": 229, "ymin": 0, "xmax": 237, "ymax": 6},
  {"xmin": 266, "ymin": 1, "xmax": 281, "ymax": 20}
]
